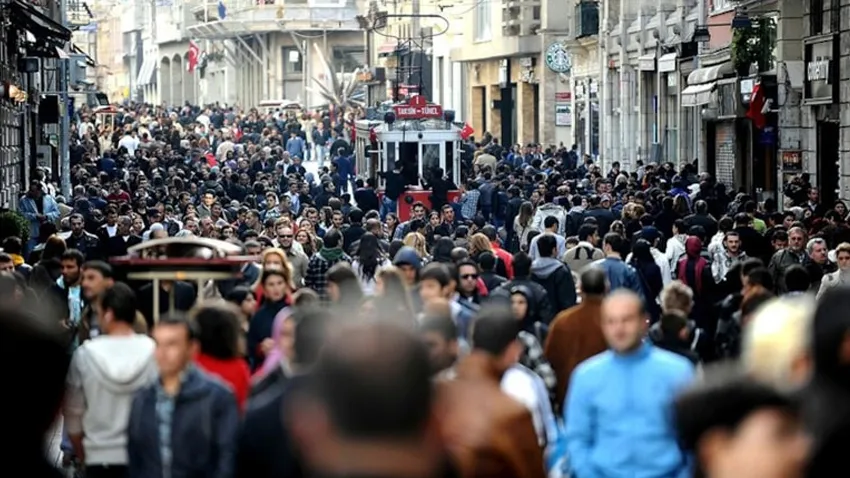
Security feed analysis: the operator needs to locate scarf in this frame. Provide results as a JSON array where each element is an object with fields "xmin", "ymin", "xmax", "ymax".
[{"xmin": 320, "ymin": 247, "xmax": 344, "ymax": 263}]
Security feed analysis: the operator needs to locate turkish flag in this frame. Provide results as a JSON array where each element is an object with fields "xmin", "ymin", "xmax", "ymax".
[
  {"xmin": 460, "ymin": 123, "xmax": 474, "ymax": 140},
  {"xmin": 746, "ymin": 83, "xmax": 767, "ymax": 130},
  {"xmin": 188, "ymin": 40, "xmax": 200, "ymax": 73}
]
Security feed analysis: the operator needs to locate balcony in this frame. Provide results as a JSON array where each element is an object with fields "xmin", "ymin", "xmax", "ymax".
[
  {"xmin": 188, "ymin": 0, "xmax": 362, "ymax": 38},
  {"xmin": 501, "ymin": 0, "xmax": 541, "ymax": 37}
]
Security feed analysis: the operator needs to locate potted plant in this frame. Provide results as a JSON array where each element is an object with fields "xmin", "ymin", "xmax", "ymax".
[
  {"xmin": 0, "ymin": 210, "xmax": 31, "ymax": 245},
  {"xmin": 731, "ymin": 18, "xmax": 777, "ymax": 76}
]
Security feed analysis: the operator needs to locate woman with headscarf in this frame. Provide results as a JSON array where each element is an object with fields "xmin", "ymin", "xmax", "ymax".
[
  {"xmin": 250, "ymin": 307, "xmax": 294, "ymax": 398},
  {"xmin": 676, "ymin": 235, "xmax": 716, "ymax": 357}
]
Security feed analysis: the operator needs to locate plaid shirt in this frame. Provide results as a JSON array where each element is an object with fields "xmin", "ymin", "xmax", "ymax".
[
  {"xmin": 518, "ymin": 331, "xmax": 557, "ymax": 405},
  {"xmin": 304, "ymin": 250, "xmax": 351, "ymax": 299},
  {"xmin": 154, "ymin": 369, "xmax": 190, "ymax": 478}
]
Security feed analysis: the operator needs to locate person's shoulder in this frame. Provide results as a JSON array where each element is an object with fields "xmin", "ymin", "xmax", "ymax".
[
  {"xmin": 573, "ymin": 350, "xmax": 614, "ymax": 378},
  {"xmin": 648, "ymin": 346, "xmax": 696, "ymax": 373}
]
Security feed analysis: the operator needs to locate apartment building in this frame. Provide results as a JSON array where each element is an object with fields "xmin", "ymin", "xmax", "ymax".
[
  {"xmin": 449, "ymin": 0, "xmax": 572, "ymax": 146},
  {"xmin": 187, "ymin": 0, "xmax": 367, "ymax": 108}
]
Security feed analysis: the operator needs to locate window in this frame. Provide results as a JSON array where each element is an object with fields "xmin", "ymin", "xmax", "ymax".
[
  {"xmin": 474, "ymin": 0, "xmax": 492, "ymax": 42},
  {"xmin": 810, "ymin": 0, "xmax": 823, "ymax": 35},
  {"xmin": 308, "ymin": 0, "xmax": 345, "ymax": 6},
  {"xmin": 282, "ymin": 47, "xmax": 302, "ymax": 75},
  {"xmin": 710, "ymin": 0, "xmax": 732, "ymax": 13},
  {"xmin": 332, "ymin": 47, "xmax": 366, "ymax": 72}
]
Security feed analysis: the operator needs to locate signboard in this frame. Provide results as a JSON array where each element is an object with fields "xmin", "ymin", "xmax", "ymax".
[
  {"xmin": 781, "ymin": 150, "xmax": 802, "ymax": 171},
  {"xmin": 545, "ymin": 43, "xmax": 572, "ymax": 73},
  {"xmin": 392, "ymin": 95, "xmax": 443, "ymax": 120},
  {"xmin": 803, "ymin": 34, "xmax": 837, "ymax": 105},
  {"xmin": 555, "ymin": 92, "xmax": 572, "ymax": 101},
  {"xmin": 555, "ymin": 103, "xmax": 571, "ymax": 127}
]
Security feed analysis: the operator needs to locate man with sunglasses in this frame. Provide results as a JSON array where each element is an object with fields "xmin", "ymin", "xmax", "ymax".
[{"xmin": 277, "ymin": 226, "xmax": 308, "ymax": 288}]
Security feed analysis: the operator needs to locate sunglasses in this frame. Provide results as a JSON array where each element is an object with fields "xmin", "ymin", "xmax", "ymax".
[
  {"xmin": 461, "ymin": 274, "xmax": 479, "ymax": 280},
  {"xmin": 280, "ymin": 234, "xmax": 293, "ymax": 238}
]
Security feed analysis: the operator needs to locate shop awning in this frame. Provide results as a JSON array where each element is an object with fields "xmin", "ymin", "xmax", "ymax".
[
  {"xmin": 135, "ymin": 57, "xmax": 157, "ymax": 87},
  {"xmin": 8, "ymin": 0, "xmax": 72, "ymax": 46},
  {"xmin": 658, "ymin": 52, "xmax": 677, "ymax": 73},
  {"xmin": 378, "ymin": 41, "xmax": 407, "ymax": 57},
  {"xmin": 71, "ymin": 43, "xmax": 97, "ymax": 67},
  {"xmin": 681, "ymin": 82, "xmax": 715, "ymax": 107},
  {"xmin": 687, "ymin": 61, "xmax": 733, "ymax": 86},
  {"xmin": 638, "ymin": 53, "xmax": 656, "ymax": 71}
]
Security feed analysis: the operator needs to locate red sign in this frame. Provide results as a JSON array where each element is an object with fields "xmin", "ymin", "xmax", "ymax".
[
  {"xmin": 555, "ymin": 92, "xmax": 572, "ymax": 101},
  {"xmin": 393, "ymin": 95, "xmax": 444, "ymax": 120}
]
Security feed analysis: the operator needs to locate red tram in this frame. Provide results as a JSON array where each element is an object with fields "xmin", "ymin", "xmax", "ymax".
[{"xmin": 355, "ymin": 95, "xmax": 463, "ymax": 221}]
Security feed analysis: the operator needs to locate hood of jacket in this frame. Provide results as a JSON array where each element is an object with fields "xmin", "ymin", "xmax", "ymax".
[
  {"xmin": 393, "ymin": 246, "xmax": 423, "ymax": 270},
  {"xmin": 78, "ymin": 335, "xmax": 157, "ymax": 394},
  {"xmin": 530, "ymin": 256, "xmax": 562, "ymax": 277},
  {"xmin": 685, "ymin": 236, "xmax": 703, "ymax": 258}
]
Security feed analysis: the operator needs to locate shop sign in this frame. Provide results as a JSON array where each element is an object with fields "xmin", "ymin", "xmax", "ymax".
[
  {"xmin": 555, "ymin": 103, "xmax": 571, "ymax": 126},
  {"xmin": 392, "ymin": 95, "xmax": 443, "ymax": 120},
  {"xmin": 781, "ymin": 150, "xmax": 802, "ymax": 171},
  {"xmin": 545, "ymin": 43, "xmax": 572, "ymax": 74},
  {"xmin": 803, "ymin": 34, "xmax": 837, "ymax": 105}
]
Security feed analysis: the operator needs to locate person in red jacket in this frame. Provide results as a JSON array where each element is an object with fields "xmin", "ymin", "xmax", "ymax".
[{"xmin": 192, "ymin": 302, "xmax": 251, "ymax": 412}]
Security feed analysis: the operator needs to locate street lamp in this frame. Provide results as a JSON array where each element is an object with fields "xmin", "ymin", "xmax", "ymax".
[{"xmin": 693, "ymin": 9, "xmax": 752, "ymax": 43}]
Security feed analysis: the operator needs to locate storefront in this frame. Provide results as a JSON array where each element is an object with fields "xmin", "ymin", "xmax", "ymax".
[{"xmin": 802, "ymin": 33, "xmax": 839, "ymax": 205}]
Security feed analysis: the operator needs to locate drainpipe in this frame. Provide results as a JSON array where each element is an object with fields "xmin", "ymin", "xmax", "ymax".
[
  {"xmin": 695, "ymin": 0, "xmax": 706, "ymax": 169},
  {"xmin": 59, "ymin": 0, "xmax": 71, "ymax": 197},
  {"xmin": 619, "ymin": 0, "xmax": 629, "ymax": 171},
  {"xmin": 599, "ymin": 0, "xmax": 609, "ymax": 172}
]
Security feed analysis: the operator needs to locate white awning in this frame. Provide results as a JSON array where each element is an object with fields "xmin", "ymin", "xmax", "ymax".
[
  {"xmin": 135, "ymin": 57, "xmax": 156, "ymax": 87},
  {"xmin": 681, "ymin": 82, "xmax": 715, "ymax": 107},
  {"xmin": 658, "ymin": 52, "xmax": 677, "ymax": 73},
  {"xmin": 687, "ymin": 62, "xmax": 733, "ymax": 86},
  {"xmin": 638, "ymin": 53, "xmax": 656, "ymax": 71}
]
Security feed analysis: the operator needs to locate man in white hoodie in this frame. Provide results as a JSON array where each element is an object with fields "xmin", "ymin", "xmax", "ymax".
[{"xmin": 64, "ymin": 283, "xmax": 157, "ymax": 478}]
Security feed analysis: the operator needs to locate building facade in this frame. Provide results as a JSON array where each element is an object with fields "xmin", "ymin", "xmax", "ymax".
[
  {"xmin": 187, "ymin": 0, "xmax": 367, "ymax": 109},
  {"xmin": 448, "ymin": 0, "xmax": 572, "ymax": 146}
]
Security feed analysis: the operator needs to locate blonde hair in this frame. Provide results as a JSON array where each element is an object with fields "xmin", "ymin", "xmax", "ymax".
[
  {"xmin": 660, "ymin": 281, "xmax": 694, "ymax": 315},
  {"xmin": 260, "ymin": 248, "xmax": 295, "ymax": 291},
  {"xmin": 741, "ymin": 296, "xmax": 814, "ymax": 391},
  {"xmin": 403, "ymin": 232, "xmax": 428, "ymax": 257},
  {"xmin": 468, "ymin": 233, "xmax": 493, "ymax": 255}
]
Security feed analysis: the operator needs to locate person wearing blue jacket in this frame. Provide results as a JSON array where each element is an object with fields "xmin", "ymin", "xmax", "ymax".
[
  {"xmin": 564, "ymin": 291, "xmax": 695, "ymax": 478},
  {"xmin": 591, "ymin": 232, "xmax": 646, "ymax": 302}
]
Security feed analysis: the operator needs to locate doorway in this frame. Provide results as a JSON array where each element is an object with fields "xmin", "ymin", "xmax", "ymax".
[
  {"xmin": 817, "ymin": 121, "xmax": 840, "ymax": 206},
  {"xmin": 474, "ymin": 86, "xmax": 487, "ymax": 137}
]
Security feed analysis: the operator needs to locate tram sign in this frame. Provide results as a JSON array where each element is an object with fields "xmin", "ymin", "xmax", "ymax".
[{"xmin": 393, "ymin": 95, "xmax": 443, "ymax": 120}]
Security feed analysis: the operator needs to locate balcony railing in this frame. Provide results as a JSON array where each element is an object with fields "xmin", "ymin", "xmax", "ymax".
[{"xmin": 575, "ymin": 1, "xmax": 599, "ymax": 38}]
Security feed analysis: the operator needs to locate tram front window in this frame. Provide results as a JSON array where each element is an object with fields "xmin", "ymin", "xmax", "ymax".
[{"xmin": 422, "ymin": 144, "xmax": 441, "ymax": 181}]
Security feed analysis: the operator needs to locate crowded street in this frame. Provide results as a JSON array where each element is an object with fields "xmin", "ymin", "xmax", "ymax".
[{"xmin": 0, "ymin": 0, "xmax": 849, "ymax": 477}]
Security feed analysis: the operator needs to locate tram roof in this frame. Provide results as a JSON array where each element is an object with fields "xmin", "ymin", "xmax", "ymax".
[{"xmin": 375, "ymin": 119, "xmax": 461, "ymax": 133}]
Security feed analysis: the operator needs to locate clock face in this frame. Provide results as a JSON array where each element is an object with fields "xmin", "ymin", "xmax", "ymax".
[{"xmin": 546, "ymin": 43, "xmax": 572, "ymax": 73}]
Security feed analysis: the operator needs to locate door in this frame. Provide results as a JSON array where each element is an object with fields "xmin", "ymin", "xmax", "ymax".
[{"xmin": 818, "ymin": 121, "xmax": 840, "ymax": 206}]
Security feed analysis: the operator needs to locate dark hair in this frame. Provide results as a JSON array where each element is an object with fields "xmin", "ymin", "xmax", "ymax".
[
  {"xmin": 261, "ymin": 268, "xmax": 287, "ymax": 286},
  {"xmin": 537, "ymin": 234, "xmax": 558, "ymax": 258},
  {"xmin": 355, "ymin": 233, "xmax": 384, "ymax": 280},
  {"xmin": 157, "ymin": 312, "xmax": 198, "ymax": 341},
  {"xmin": 293, "ymin": 306, "xmax": 332, "ymax": 366},
  {"xmin": 0, "ymin": 252, "xmax": 11, "ymax": 264},
  {"xmin": 480, "ymin": 225, "xmax": 497, "ymax": 241},
  {"xmin": 419, "ymin": 263, "xmax": 451, "ymax": 288},
  {"xmin": 477, "ymin": 251, "xmax": 496, "ymax": 271},
  {"xmin": 471, "ymin": 307, "xmax": 519, "ymax": 356},
  {"xmin": 512, "ymin": 252, "xmax": 532, "ymax": 277},
  {"xmin": 603, "ymin": 232, "xmax": 624, "ymax": 251},
  {"xmin": 430, "ymin": 237, "xmax": 454, "ymax": 264},
  {"xmin": 312, "ymin": 321, "xmax": 433, "ymax": 439},
  {"xmin": 783, "ymin": 265, "xmax": 810, "ymax": 293},
  {"xmin": 0, "ymin": 236, "xmax": 23, "ymax": 255},
  {"xmin": 100, "ymin": 283, "xmax": 138, "ymax": 325},
  {"xmin": 60, "ymin": 249, "xmax": 85, "ymax": 267},
  {"xmin": 543, "ymin": 216, "xmax": 559, "ymax": 229},
  {"xmin": 674, "ymin": 365, "xmax": 798, "ymax": 459},
  {"xmin": 455, "ymin": 260, "xmax": 479, "ymax": 281},
  {"xmin": 577, "ymin": 224, "xmax": 598, "ymax": 242},
  {"xmin": 419, "ymin": 314, "xmax": 458, "ymax": 342},
  {"xmin": 192, "ymin": 303, "xmax": 242, "ymax": 359},
  {"xmin": 741, "ymin": 290, "xmax": 774, "ymax": 318},
  {"xmin": 327, "ymin": 263, "xmax": 364, "ymax": 306},
  {"xmin": 224, "ymin": 285, "xmax": 255, "ymax": 306},
  {"xmin": 745, "ymin": 267, "xmax": 773, "ymax": 291},
  {"xmin": 323, "ymin": 229, "xmax": 343, "ymax": 249},
  {"xmin": 581, "ymin": 268, "xmax": 607, "ymax": 296},
  {"xmin": 82, "ymin": 261, "xmax": 113, "ymax": 279},
  {"xmin": 740, "ymin": 258, "xmax": 764, "ymax": 276}
]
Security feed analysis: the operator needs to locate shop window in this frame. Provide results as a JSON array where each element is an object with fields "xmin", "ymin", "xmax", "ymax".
[
  {"xmin": 474, "ymin": 0, "xmax": 492, "ymax": 41},
  {"xmin": 717, "ymin": 82, "xmax": 737, "ymax": 118}
]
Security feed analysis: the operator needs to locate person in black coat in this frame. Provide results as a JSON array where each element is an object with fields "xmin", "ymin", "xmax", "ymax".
[
  {"xmin": 236, "ymin": 307, "xmax": 332, "ymax": 478},
  {"xmin": 529, "ymin": 234, "xmax": 577, "ymax": 316}
]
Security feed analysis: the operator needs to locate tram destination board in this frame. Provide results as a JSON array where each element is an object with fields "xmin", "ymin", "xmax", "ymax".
[{"xmin": 393, "ymin": 95, "xmax": 443, "ymax": 120}]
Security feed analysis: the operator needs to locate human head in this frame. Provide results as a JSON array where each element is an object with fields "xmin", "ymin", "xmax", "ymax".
[
  {"xmin": 191, "ymin": 302, "xmax": 243, "ymax": 360},
  {"xmin": 98, "ymin": 282, "xmax": 138, "ymax": 333},
  {"xmin": 418, "ymin": 263, "xmax": 452, "ymax": 304},
  {"xmin": 419, "ymin": 314, "xmax": 459, "ymax": 376},
  {"xmin": 601, "ymin": 291, "xmax": 648, "ymax": 353},
  {"xmin": 60, "ymin": 249, "xmax": 85, "ymax": 286},
  {"xmin": 471, "ymin": 307, "xmax": 522, "ymax": 376},
  {"xmin": 80, "ymin": 261, "xmax": 115, "ymax": 302},
  {"xmin": 153, "ymin": 313, "xmax": 197, "ymax": 378}
]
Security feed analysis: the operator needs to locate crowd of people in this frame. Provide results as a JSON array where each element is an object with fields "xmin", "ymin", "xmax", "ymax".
[{"xmin": 3, "ymin": 101, "xmax": 850, "ymax": 478}]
